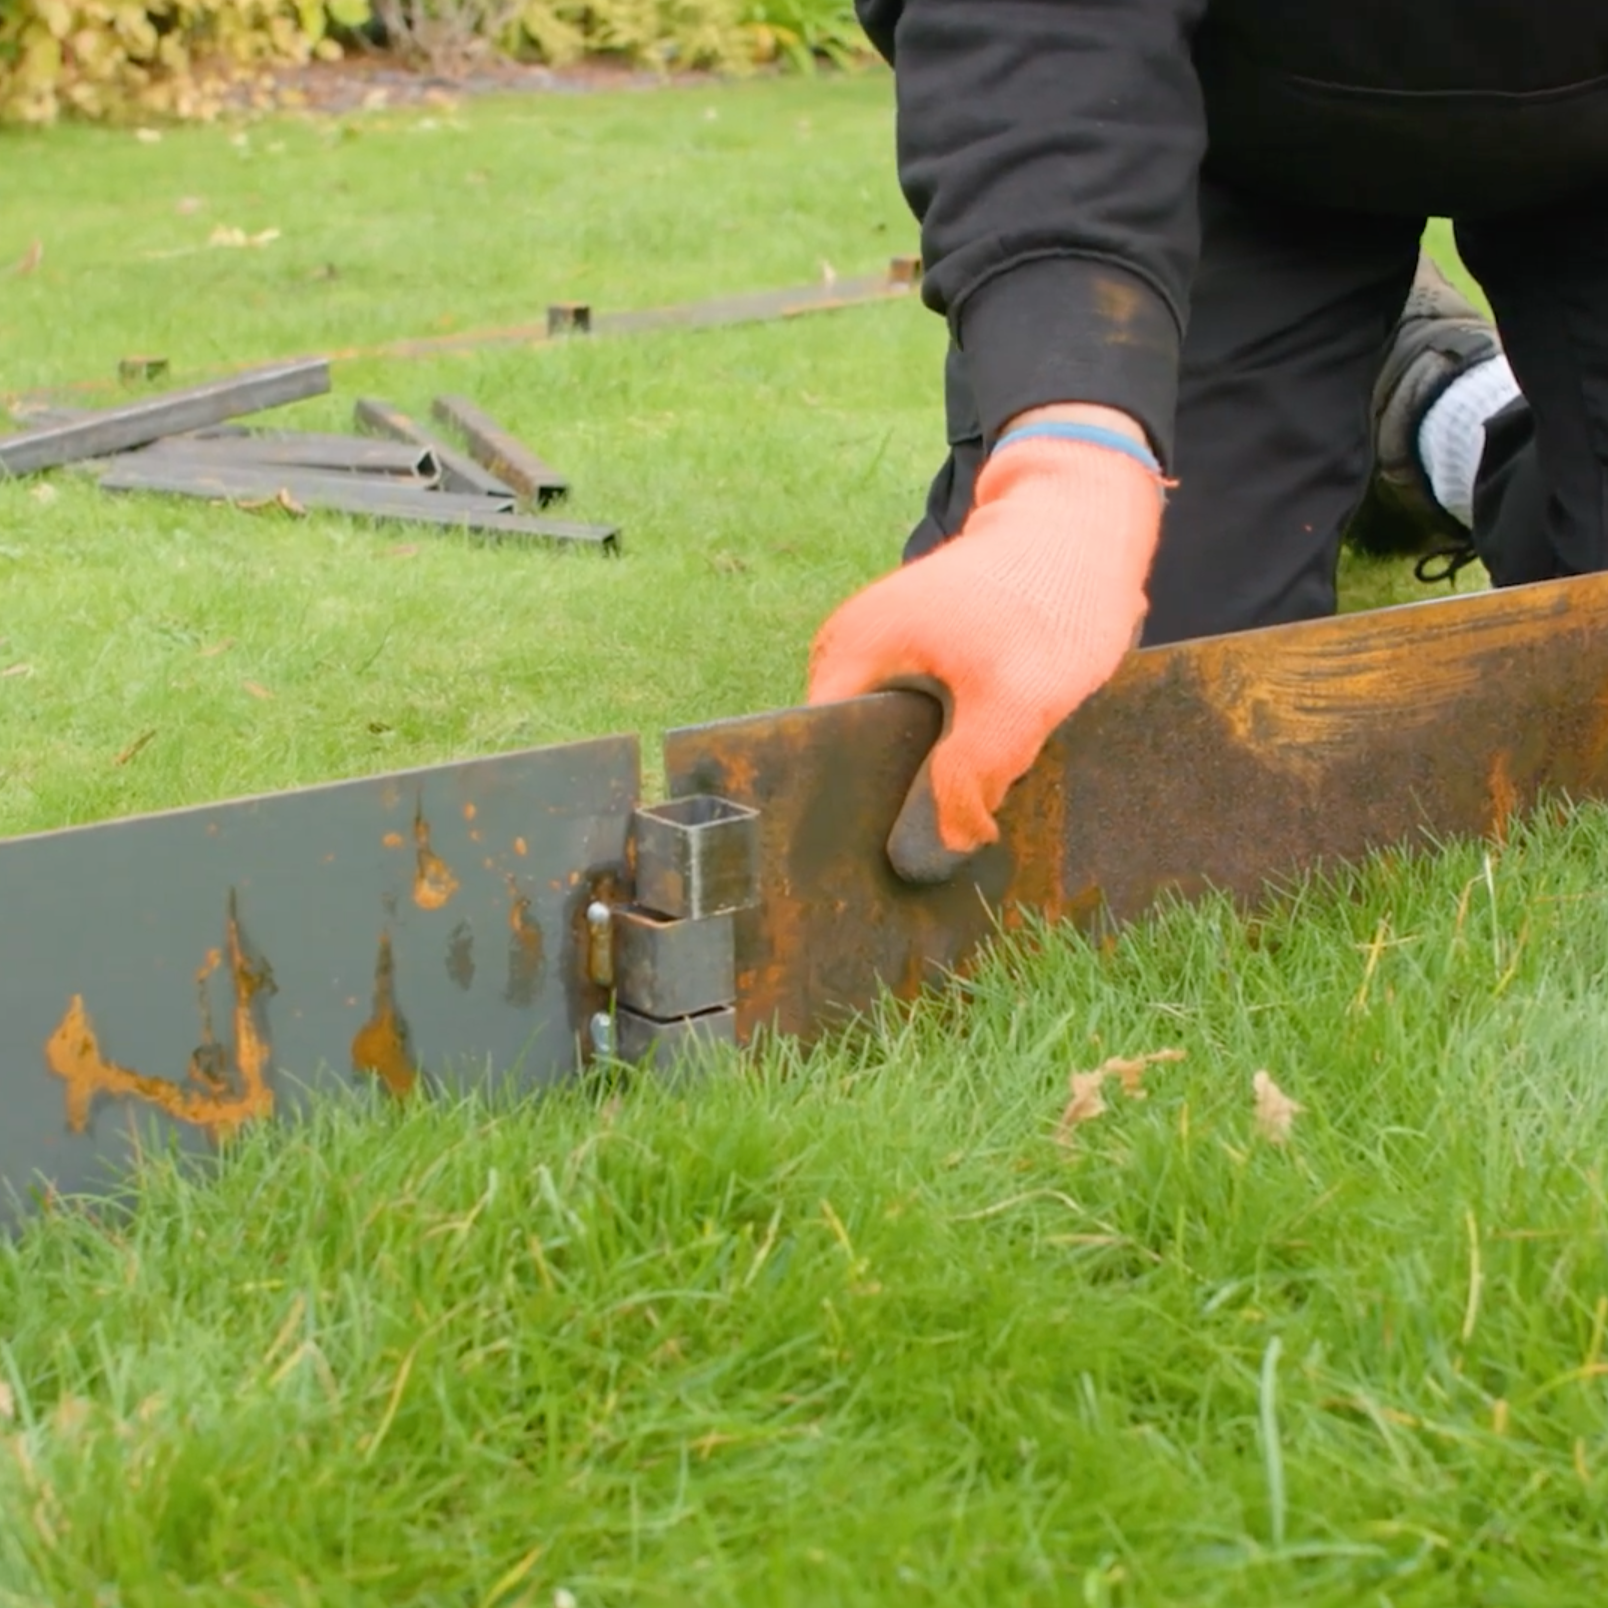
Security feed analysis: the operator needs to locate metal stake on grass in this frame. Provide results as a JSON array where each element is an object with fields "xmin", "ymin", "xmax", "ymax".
[
  {"xmin": 135, "ymin": 432, "xmax": 443, "ymax": 480},
  {"xmin": 352, "ymin": 398, "xmax": 518, "ymax": 499},
  {"xmin": 430, "ymin": 395, "xmax": 569, "ymax": 505},
  {"xmin": 98, "ymin": 460, "xmax": 514, "ymax": 518},
  {"xmin": 0, "ymin": 359, "xmax": 331, "ymax": 477},
  {"xmin": 96, "ymin": 459, "xmax": 619, "ymax": 550}
]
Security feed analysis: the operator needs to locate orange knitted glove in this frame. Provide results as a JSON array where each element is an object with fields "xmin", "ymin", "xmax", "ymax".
[{"xmin": 808, "ymin": 427, "xmax": 1165, "ymax": 882}]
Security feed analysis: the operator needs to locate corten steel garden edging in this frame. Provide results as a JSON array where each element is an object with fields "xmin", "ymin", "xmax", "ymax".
[
  {"xmin": 663, "ymin": 569, "xmax": 1608, "ymax": 1046},
  {"xmin": 5, "ymin": 570, "xmax": 1608, "ymax": 1222}
]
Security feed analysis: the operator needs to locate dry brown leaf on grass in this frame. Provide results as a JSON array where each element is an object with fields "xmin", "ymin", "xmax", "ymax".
[
  {"xmin": 1055, "ymin": 1071, "xmax": 1109, "ymax": 1144},
  {"xmin": 1253, "ymin": 1071, "xmax": 1304, "ymax": 1145},
  {"xmin": 242, "ymin": 681, "xmax": 274, "ymax": 701},
  {"xmin": 1104, "ymin": 1046, "xmax": 1187, "ymax": 1101},
  {"xmin": 1, "ymin": 663, "xmax": 34, "ymax": 680},
  {"xmin": 236, "ymin": 488, "xmax": 306, "ymax": 517},
  {"xmin": 13, "ymin": 239, "xmax": 43, "ymax": 277},
  {"xmin": 0, "ymin": 1381, "xmax": 13, "ymax": 1422},
  {"xmin": 113, "ymin": 729, "xmax": 157, "ymax": 768},
  {"xmin": 208, "ymin": 225, "xmax": 281, "ymax": 250},
  {"xmin": 51, "ymin": 1397, "xmax": 89, "ymax": 1436},
  {"xmin": 1056, "ymin": 1047, "xmax": 1186, "ymax": 1145},
  {"xmin": 198, "ymin": 638, "xmax": 234, "ymax": 658}
]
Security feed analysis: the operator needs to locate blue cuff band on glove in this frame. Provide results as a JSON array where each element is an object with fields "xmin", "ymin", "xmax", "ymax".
[{"xmin": 991, "ymin": 421, "xmax": 1161, "ymax": 475}]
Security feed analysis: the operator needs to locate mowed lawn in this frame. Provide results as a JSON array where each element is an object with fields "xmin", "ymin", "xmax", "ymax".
[{"xmin": 2, "ymin": 72, "xmax": 1589, "ymax": 1608}]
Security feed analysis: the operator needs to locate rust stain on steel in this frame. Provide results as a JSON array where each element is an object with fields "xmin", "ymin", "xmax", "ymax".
[
  {"xmin": 665, "ymin": 692, "xmax": 1033, "ymax": 1043},
  {"xmin": 664, "ymin": 572, "xmax": 1608, "ymax": 1047},
  {"xmin": 412, "ymin": 804, "xmax": 460, "ymax": 911},
  {"xmin": 350, "ymin": 932, "xmax": 418, "ymax": 1097},
  {"xmin": 46, "ymin": 893, "xmax": 276, "ymax": 1139},
  {"xmin": 1488, "ymin": 751, "xmax": 1518, "ymax": 846},
  {"xmin": 504, "ymin": 880, "xmax": 545, "ymax": 1007},
  {"xmin": 446, "ymin": 920, "xmax": 476, "ymax": 990}
]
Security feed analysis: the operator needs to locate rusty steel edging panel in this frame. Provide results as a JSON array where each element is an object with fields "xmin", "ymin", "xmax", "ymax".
[
  {"xmin": 664, "ymin": 572, "xmax": 1608, "ymax": 1045},
  {"xmin": 0, "ymin": 360, "xmax": 331, "ymax": 477},
  {"xmin": 0, "ymin": 736, "xmax": 640, "ymax": 1223}
]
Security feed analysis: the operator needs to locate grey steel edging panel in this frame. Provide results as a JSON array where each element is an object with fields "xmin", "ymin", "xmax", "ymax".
[{"xmin": 0, "ymin": 735, "xmax": 639, "ymax": 1220}]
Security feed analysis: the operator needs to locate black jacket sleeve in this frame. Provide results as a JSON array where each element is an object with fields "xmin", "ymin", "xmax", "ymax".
[{"xmin": 857, "ymin": 0, "xmax": 1209, "ymax": 464}]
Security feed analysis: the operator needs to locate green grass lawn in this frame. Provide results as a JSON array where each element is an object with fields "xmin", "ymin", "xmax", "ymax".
[
  {"xmin": 2, "ymin": 73, "xmax": 1473, "ymax": 838},
  {"xmin": 7, "ymin": 812, "xmax": 1608, "ymax": 1605},
  {"xmin": 0, "ymin": 73, "xmax": 1567, "ymax": 1608}
]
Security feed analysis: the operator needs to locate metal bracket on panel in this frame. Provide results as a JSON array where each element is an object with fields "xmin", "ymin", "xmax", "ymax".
[{"xmin": 599, "ymin": 794, "xmax": 760, "ymax": 1070}]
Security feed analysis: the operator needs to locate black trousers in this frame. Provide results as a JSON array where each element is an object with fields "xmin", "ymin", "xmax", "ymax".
[{"xmin": 907, "ymin": 179, "xmax": 1608, "ymax": 647}]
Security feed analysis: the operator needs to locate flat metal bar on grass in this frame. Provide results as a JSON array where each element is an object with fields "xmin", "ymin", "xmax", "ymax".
[
  {"xmin": 137, "ymin": 432, "xmax": 440, "ymax": 479},
  {"xmin": 362, "ymin": 269, "xmax": 921, "ymax": 361},
  {"xmin": 665, "ymin": 570, "xmax": 1608, "ymax": 1045},
  {"xmin": 0, "ymin": 358, "xmax": 330, "ymax": 477},
  {"xmin": 99, "ymin": 460, "xmax": 516, "ymax": 518},
  {"xmin": 97, "ymin": 460, "xmax": 619, "ymax": 550},
  {"xmin": 8, "ymin": 266, "xmax": 925, "ymax": 413},
  {"xmin": 458, "ymin": 510, "xmax": 620, "ymax": 554},
  {"xmin": 7, "ymin": 404, "xmax": 90, "ymax": 430},
  {"xmin": 430, "ymin": 395, "xmax": 569, "ymax": 504},
  {"xmin": 0, "ymin": 734, "xmax": 641, "ymax": 1226},
  {"xmin": 590, "ymin": 275, "xmax": 922, "ymax": 339},
  {"xmin": 353, "ymin": 397, "xmax": 517, "ymax": 498}
]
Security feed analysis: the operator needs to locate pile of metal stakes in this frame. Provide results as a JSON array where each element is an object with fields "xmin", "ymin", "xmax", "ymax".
[{"xmin": 0, "ymin": 357, "xmax": 619, "ymax": 553}]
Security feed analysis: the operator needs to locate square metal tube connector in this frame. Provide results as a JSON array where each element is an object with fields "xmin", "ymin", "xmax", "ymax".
[
  {"xmin": 613, "ymin": 907, "xmax": 736, "ymax": 1021},
  {"xmin": 632, "ymin": 795, "xmax": 759, "ymax": 921},
  {"xmin": 615, "ymin": 1003, "xmax": 738, "ymax": 1071}
]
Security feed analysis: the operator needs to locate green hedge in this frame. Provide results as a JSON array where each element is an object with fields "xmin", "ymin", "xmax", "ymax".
[{"xmin": 0, "ymin": 0, "xmax": 868, "ymax": 125}]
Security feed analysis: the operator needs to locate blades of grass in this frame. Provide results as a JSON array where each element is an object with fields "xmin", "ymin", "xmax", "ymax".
[{"xmin": 1258, "ymin": 1336, "xmax": 1287, "ymax": 1553}]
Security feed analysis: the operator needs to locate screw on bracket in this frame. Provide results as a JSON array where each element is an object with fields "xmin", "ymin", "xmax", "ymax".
[{"xmin": 585, "ymin": 899, "xmax": 614, "ymax": 989}]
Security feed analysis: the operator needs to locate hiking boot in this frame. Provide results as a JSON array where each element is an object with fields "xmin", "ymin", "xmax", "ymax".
[{"xmin": 1344, "ymin": 252, "xmax": 1503, "ymax": 567}]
